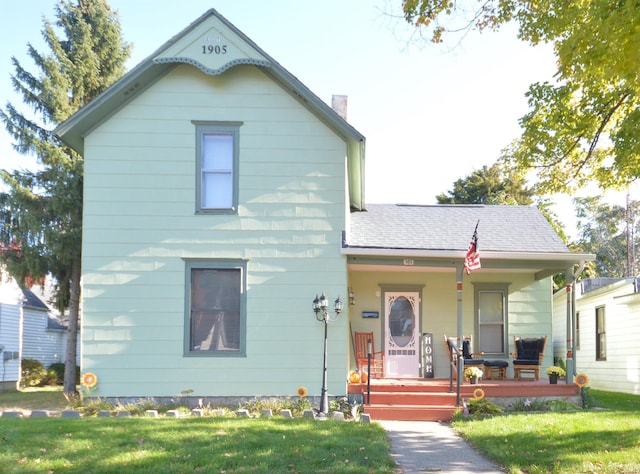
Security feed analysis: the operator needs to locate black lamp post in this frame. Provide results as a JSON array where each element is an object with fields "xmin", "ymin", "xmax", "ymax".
[{"xmin": 312, "ymin": 292, "xmax": 343, "ymax": 416}]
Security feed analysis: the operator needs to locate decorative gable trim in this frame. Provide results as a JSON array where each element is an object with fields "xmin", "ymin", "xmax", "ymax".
[
  {"xmin": 54, "ymin": 8, "xmax": 366, "ymax": 211},
  {"xmin": 153, "ymin": 57, "xmax": 270, "ymax": 76}
]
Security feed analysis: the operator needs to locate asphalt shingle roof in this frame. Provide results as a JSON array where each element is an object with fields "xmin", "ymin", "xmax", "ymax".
[{"xmin": 347, "ymin": 204, "xmax": 570, "ymax": 254}]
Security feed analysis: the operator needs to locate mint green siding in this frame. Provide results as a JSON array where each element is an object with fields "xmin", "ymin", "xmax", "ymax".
[{"xmin": 82, "ymin": 64, "xmax": 348, "ymax": 397}]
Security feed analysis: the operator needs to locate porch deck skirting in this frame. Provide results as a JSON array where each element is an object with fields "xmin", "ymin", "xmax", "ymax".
[{"xmin": 348, "ymin": 377, "xmax": 581, "ymax": 421}]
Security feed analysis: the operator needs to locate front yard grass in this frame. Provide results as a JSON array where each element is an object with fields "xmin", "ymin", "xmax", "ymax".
[
  {"xmin": 3, "ymin": 387, "xmax": 640, "ymax": 473},
  {"xmin": 0, "ymin": 386, "xmax": 67, "ymax": 413},
  {"xmin": 0, "ymin": 416, "xmax": 395, "ymax": 473},
  {"xmin": 453, "ymin": 389, "xmax": 640, "ymax": 473}
]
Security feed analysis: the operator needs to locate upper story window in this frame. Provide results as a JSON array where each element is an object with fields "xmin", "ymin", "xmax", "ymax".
[{"xmin": 193, "ymin": 121, "xmax": 242, "ymax": 214}]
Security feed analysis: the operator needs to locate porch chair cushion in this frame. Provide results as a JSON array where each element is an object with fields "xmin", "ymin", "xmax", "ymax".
[
  {"xmin": 462, "ymin": 339, "xmax": 485, "ymax": 365},
  {"xmin": 514, "ymin": 338, "xmax": 545, "ymax": 365},
  {"xmin": 483, "ymin": 359, "xmax": 508, "ymax": 380},
  {"xmin": 512, "ymin": 335, "xmax": 547, "ymax": 381},
  {"xmin": 484, "ymin": 360, "xmax": 508, "ymax": 369}
]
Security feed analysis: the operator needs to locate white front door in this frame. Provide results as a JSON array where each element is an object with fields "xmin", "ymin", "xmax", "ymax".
[{"xmin": 384, "ymin": 291, "xmax": 420, "ymax": 378}]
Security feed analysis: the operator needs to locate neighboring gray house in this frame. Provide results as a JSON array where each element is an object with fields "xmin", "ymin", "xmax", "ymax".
[{"xmin": 553, "ymin": 277, "xmax": 640, "ymax": 394}]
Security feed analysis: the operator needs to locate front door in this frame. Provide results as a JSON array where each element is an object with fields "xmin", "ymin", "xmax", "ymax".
[{"xmin": 384, "ymin": 291, "xmax": 420, "ymax": 378}]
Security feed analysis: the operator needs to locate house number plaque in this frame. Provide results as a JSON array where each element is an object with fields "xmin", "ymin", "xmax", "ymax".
[{"xmin": 201, "ymin": 35, "xmax": 228, "ymax": 55}]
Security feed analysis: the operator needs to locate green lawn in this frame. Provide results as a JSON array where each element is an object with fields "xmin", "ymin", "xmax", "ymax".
[
  {"xmin": 2, "ymin": 387, "xmax": 640, "ymax": 473},
  {"xmin": 454, "ymin": 389, "xmax": 640, "ymax": 473},
  {"xmin": 0, "ymin": 388, "xmax": 395, "ymax": 473},
  {"xmin": 0, "ymin": 417, "xmax": 395, "ymax": 473},
  {"xmin": 0, "ymin": 386, "xmax": 68, "ymax": 412}
]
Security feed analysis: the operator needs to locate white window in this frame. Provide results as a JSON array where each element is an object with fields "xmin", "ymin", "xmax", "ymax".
[
  {"xmin": 193, "ymin": 122, "xmax": 241, "ymax": 213},
  {"xmin": 184, "ymin": 259, "xmax": 246, "ymax": 356},
  {"xmin": 596, "ymin": 305, "xmax": 606, "ymax": 361},
  {"xmin": 474, "ymin": 283, "xmax": 508, "ymax": 355}
]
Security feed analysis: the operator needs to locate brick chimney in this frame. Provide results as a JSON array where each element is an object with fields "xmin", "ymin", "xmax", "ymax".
[{"xmin": 331, "ymin": 95, "xmax": 348, "ymax": 120}]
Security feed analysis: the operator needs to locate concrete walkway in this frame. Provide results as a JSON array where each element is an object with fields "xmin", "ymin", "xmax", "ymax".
[{"xmin": 377, "ymin": 420, "xmax": 506, "ymax": 473}]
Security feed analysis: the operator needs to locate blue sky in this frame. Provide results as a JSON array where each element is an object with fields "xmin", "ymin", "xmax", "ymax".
[{"xmin": 2, "ymin": 0, "xmax": 613, "ymax": 236}]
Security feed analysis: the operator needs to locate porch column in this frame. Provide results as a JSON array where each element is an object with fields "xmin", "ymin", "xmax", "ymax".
[
  {"xmin": 456, "ymin": 263, "xmax": 463, "ymax": 405},
  {"xmin": 565, "ymin": 267, "xmax": 575, "ymax": 379}
]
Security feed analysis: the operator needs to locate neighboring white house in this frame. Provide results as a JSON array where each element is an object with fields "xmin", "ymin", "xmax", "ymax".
[
  {"xmin": 21, "ymin": 286, "xmax": 75, "ymax": 368},
  {"xmin": 553, "ymin": 277, "xmax": 640, "ymax": 394},
  {"xmin": 0, "ymin": 278, "xmax": 24, "ymax": 390},
  {"xmin": 0, "ymin": 278, "xmax": 78, "ymax": 391}
]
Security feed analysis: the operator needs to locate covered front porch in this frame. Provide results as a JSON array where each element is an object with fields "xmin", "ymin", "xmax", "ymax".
[{"xmin": 347, "ymin": 377, "xmax": 581, "ymax": 421}]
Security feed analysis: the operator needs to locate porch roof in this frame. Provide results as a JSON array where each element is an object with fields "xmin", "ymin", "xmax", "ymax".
[{"xmin": 343, "ymin": 204, "xmax": 594, "ymax": 278}]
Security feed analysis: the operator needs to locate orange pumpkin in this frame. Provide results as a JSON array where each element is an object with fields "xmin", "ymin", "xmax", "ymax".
[
  {"xmin": 359, "ymin": 371, "xmax": 368, "ymax": 384},
  {"xmin": 348, "ymin": 371, "xmax": 361, "ymax": 383}
]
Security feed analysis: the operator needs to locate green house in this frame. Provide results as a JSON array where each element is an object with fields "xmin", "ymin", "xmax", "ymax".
[{"xmin": 55, "ymin": 9, "xmax": 592, "ymax": 403}]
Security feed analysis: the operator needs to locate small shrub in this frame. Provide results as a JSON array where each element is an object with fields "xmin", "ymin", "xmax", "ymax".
[
  {"xmin": 509, "ymin": 398, "xmax": 549, "ymax": 412},
  {"xmin": 548, "ymin": 398, "xmax": 579, "ymax": 412},
  {"xmin": 330, "ymin": 396, "xmax": 361, "ymax": 420},
  {"xmin": 47, "ymin": 363, "xmax": 65, "ymax": 385},
  {"xmin": 78, "ymin": 398, "xmax": 118, "ymax": 416},
  {"xmin": 466, "ymin": 398, "xmax": 503, "ymax": 416},
  {"xmin": 243, "ymin": 396, "xmax": 313, "ymax": 417},
  {"xmin": 582, "ymin": 387, "xmax": 596, "ymax": 408},
  {"xmin": 20, "ymin": 359, "xmax": 47, "ymax": 387},
  {"xmin": 243, "ymin": 397, "xmax": 286, "ymax": 415}
]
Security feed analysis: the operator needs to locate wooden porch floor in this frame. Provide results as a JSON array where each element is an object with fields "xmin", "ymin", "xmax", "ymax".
[{"xmin": 348, "ymin": 377, "xmax": 580, "ymax": 422}]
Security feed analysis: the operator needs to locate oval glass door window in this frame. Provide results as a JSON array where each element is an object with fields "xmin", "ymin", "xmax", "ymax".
[{"xmin": 389, "ymin": 296, "xmax": 414, "ymax": 347}]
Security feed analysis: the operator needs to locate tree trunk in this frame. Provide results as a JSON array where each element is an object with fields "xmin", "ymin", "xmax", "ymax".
[{"xmin": 63, "ymin": 260, "xmax": 82, "ymax": 395}]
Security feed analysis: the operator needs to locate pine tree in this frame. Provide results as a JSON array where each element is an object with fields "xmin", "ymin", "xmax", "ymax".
[{"xmin": 0, "ymin": 0, "xmax": 130, "ymax": 394}]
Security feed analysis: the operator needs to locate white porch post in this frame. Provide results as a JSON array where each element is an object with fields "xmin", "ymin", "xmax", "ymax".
[{"xmin": 565, "ymin": 266, "xmax": 575, "ymax": 379}]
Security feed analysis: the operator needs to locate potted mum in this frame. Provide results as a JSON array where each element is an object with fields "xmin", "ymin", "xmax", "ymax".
[
  {"xmin": 464, "ymin": 366, "xmax": 483, "ymax": 384},
  {"xmin": 545, "ymin": 365, "xmax": 566, "ymax": 384}
]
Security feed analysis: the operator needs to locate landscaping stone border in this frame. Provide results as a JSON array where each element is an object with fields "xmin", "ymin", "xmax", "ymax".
[{"xmin": 0, "ymin": 408, "xmax": 371, "ymax": 423}]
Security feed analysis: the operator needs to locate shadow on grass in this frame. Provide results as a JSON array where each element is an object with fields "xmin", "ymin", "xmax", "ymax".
[{"xmin": 0, "ymin": 417, "xmax": 396, "ymax": 473}]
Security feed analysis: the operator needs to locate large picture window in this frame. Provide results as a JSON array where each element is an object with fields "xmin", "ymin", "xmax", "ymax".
[
  {"xmin": 185, "ymin": 260, "xmax": 246, "ymax": 356},
  {"xmin": 474, "ymin": 283, "xmax": 508, "ymax": 355},
  {"xmin": 193, "ymin": 121, "xmax": 241, "ymax": 213}
]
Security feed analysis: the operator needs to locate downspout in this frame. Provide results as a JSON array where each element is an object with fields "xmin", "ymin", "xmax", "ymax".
[
  {"xmin": 566, "ymin": 262, "xmax": 586, "ymax": 381},
  {"xmin": 565, "ymin": 267, "xmax": 574, "ymax": 380}
]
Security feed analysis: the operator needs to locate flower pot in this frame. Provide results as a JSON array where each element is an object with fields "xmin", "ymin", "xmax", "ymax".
[
  {"xmin": 469, "ymin": 377, "xmax": 478, "ymax": 384},
  {"xmin": 549, "ymin": 374, "xmax": 558, "ymax": 384}
]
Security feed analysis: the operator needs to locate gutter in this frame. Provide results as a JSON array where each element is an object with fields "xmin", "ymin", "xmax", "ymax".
[{"xmin": 341, "ymin": 246, "xmax": 595, "ymax": 263}]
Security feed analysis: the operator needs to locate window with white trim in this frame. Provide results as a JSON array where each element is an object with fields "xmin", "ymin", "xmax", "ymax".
[
  {"xmin": 193, "ymin": 121, "xmax": 241, "ymax": 213},
  {"xmin": 576, "ymin": 311, "xmax": 581, "ymax": 349},
  {"xmin": 474, "ymin": 283, "xmax": 508, "ymax": 355},
  {"xmin": 185, "ymin": 260, "xmax": 246, "ymax": 356},
  {"xmin": 596, "ymin": 305, "xmax": 606, "ymax": 361}
]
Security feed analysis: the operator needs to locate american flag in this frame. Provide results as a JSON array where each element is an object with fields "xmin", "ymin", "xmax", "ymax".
[{"xmin": 464, "ymin": 221, "xmax": 481, "ymax": 275}]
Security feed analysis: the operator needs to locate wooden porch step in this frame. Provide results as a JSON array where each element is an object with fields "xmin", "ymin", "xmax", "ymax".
[
  {"xmin": 369, "ymin": 391, "xmax": 457, "ymax": 405},
  {"xmin": 364, "ymin": 404, "xmax": 459, "ymax": 422}
]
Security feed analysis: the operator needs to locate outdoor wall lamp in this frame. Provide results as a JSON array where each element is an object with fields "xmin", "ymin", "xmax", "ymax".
[{"xmin": 312, "ymin": 292, "xmax": 343, "ymax": 416}]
